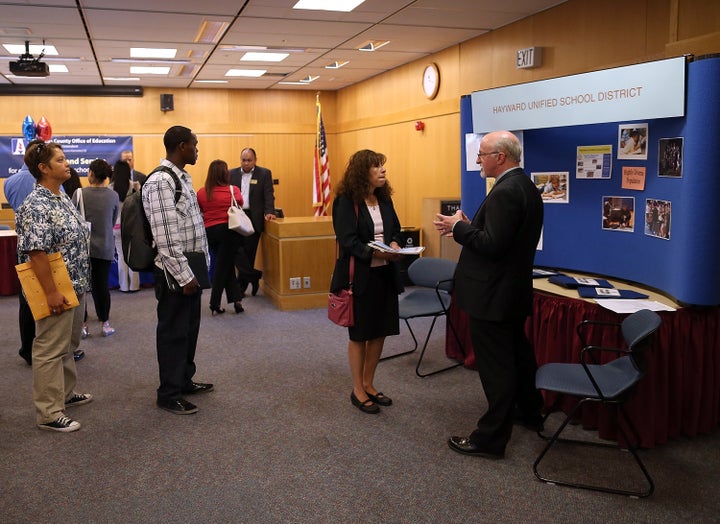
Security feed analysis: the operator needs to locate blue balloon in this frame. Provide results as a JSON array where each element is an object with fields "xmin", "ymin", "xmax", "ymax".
[{"xmin": 22, "ymin": 115, "xmax": 36, "ymax": 142}]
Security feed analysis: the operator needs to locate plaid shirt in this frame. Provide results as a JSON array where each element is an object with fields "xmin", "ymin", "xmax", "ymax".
[
  {"xmin": 15, "ymin": 184, "xmax": 91, "ymax": 295},
  {"xmin": 142, "ymin": 159, "xmax": 209, "ymax": 287}
]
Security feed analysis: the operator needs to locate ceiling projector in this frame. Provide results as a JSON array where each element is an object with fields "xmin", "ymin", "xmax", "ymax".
[
  {"xmin": 9, "ymin": 40, "xmax": 49, "ymax": 77},
  {"xmin": 10, "ymin": 59, "xmax": 49, "ymax": 77}
]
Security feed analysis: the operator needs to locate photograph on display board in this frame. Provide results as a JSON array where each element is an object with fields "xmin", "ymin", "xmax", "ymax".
[
  {"xmin": 658, "ymin": 137, "xmax": 683, "ymax": 178},
  {"xmin": 576, "ymin": 145, "xmax": 612, "ymax": 179},
  {"xmin": 602, "ymin": 196, "xmax": 635, "ymax": 232},
  {"xmin": 618, "ymin": 123, "xmax": 648, "ymax": 160},
  {"xmin": 645, "ymin": 199, "xmax": 671, "ymax": 240},
  {"xmin": 532, "ymin": 172, "xmax": 569, "ymax": 203}
]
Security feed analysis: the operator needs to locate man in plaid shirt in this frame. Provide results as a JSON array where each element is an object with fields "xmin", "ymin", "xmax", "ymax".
[{"xmin": 142, "ymin": 125, "xmax": 213, "ymax": 415}]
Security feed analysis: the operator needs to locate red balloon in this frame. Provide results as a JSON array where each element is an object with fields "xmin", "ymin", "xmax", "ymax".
[{"xmin": 36, "ymin": 116, "xmax": 52, "ymax": 141}]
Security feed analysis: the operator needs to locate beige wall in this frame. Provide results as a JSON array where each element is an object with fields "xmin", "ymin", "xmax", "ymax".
[{"xmin": 2, "ymin": 0, "xmax": 718, "ymax": 230}]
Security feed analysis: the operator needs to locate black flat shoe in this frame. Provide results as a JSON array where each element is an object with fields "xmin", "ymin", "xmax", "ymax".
[
  {"xmin": 210, "ymin": 305, "xmax": 225, "ymax": 315},
  {"xmin": 234, "ymin": 301, "xmax": 244, "ymax": 313},
  {"xmin": 157, "ymin": 398, "xmax": 198, "ymax": 415},
  {"xmin": 366, "ymin": 391, "xmax": 392, "ymax": 406},
  {"xmin": 447, "ymin": 436, "xmax": 504, "ymax": 459},
  {"xmin": 350, "ymin": 392, "xmax": 379, "ymax": 414},
  {"xmin": 182, "ymin": 382, "xmax": 214, "ymax": 395}
]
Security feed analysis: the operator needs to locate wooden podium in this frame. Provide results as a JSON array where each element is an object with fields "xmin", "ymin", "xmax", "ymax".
[{"xmin": 261, "ymin": 217, "xmax": 335, "ymax": 310}]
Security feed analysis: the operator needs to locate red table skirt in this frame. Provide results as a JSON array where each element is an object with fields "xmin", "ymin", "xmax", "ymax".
[
  {"xmin": 446, "ymin": 292, "xmax": 720, "ymax": 448},
  {"xmin": 0, "ymin": 233, "xmax": 20, "ymax": 296}
]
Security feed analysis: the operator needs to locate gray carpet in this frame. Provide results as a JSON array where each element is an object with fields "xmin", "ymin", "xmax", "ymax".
[{"xmin": 0, "ymin": 287, "xmax": 718, "ymax": 523}]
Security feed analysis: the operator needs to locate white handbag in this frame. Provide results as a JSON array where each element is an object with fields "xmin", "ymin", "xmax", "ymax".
[{"xmin": 227, "ymin": 185, "xmax": 254, "ymax": 236}]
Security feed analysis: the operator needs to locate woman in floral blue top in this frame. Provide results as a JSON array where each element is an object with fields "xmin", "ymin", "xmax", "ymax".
[{"xmin": 15, "ymin": 139, "xmax": 94, "ymax": 433}]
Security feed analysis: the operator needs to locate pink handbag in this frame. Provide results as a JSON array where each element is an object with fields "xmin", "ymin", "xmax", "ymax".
[
  {"xmin": 328, "ymin": 286, "xmax": 354, "ymax": 327},
  {"xmin": 328, "ymin": 252, "xmax": 355, "ymax": 327}
]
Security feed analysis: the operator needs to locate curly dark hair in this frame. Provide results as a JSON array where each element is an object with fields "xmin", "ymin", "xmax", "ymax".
[
  {"xmin": 24, "ymin": 139, "xmax": 64, "ymax": 181},
  {"xmin": 89, "ymin": 159, "xmax": 112, "ymax": 182},
  {"xmin": 335, "ymin": 149, "xmax": 392, "ymax": 203},
  {"xmin": 204, "ymin": 159, "xmax": 230, "ymax": 200}
]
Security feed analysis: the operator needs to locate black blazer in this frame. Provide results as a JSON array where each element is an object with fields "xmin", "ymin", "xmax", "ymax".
[
  {"xmin": 452, "ymin": 168, "xmax": 543, "ymax": 321},
  {"xmin": 229, "ymin": 165, "xmax": 275, "ymax": 234},
  {"xmin": 330, "ymin": 193, "xmax": 404, "ymax": 296}
]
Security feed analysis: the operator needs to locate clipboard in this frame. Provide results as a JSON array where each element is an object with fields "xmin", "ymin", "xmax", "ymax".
[{"xmin": 15, "ymin": 252, "xmax": 80, "ymax": 321}]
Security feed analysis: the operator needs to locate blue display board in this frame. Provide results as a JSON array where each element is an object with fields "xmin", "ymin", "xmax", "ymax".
[
  {"xmin": 1, "ymin": 135, "xmax": 133, "ymax": 178},
  {"xmin": 459, "ymin": 56, "xmax": 720, "ymax": 306}
]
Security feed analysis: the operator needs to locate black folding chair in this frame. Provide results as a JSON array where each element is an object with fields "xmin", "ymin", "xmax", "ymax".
[
  {"xmin": 381, "ymin": 257, "xmax": 464, "ymax": 377},
  {"xmin": 533, "ymin": 308, "xmax": 662, "ymax": 498}
]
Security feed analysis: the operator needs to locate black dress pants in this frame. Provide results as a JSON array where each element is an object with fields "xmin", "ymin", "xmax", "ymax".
[
  {"xmin": 206, "ymin": 224, "xmax": 244, "ymax": 307},
  {"xmin": 468, "ymin": 316, "xmax": 543, "ymax": 452},
  {"xmin": 18, "ymin": 291, "xmax": 35, "ymax": 362},
  {"xmin": 153, "ymin": 267, "xmax": 202, "ymax": 401},
  {"xmin": 88, "ymin": 257, "xmax": 112, "ymax": 321}
]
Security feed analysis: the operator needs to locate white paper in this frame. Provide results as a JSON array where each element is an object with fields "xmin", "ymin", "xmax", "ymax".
[{"xmin": 595, "ymin": 299, "xmax": 676, "ymax": 314}]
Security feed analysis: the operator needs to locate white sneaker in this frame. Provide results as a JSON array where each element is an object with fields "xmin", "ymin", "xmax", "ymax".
[
  {"xmin": 81, "ymin": 324, "xmax": 90, "ymax": 339},
  {"xmin": 38, "ymin": 415, "xmax": 81, "ymax": 432},
  {"xmin": 65, "ymin": 392, "xmax": 93, "ymax": 408},
  {"xmin": 102, "ymin": 322, "xmax": 115, "ymax": 337}
]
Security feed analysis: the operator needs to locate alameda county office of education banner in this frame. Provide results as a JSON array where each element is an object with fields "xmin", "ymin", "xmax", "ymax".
[
  {"xmin": 471, "ymin": 57, "xmax": 686, "ymax": 133},
  {"xmin": 1, "ymin": 136, "xmax": 133, "ymax": 178}
]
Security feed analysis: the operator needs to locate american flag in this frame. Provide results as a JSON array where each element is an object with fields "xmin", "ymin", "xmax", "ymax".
[{"xmin": 313, "ymin": 96, "xmax": 330, "ymax": 216}]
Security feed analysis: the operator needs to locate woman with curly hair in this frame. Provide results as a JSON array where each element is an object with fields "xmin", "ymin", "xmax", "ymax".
[{"xmin": 331, "ymin": 149, "xmax": 405, "ymax": 414}]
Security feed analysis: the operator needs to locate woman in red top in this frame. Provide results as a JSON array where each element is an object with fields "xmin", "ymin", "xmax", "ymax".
[{"xmin": 197, "ymin": 160, "xmax": 245, "ymax": 314}]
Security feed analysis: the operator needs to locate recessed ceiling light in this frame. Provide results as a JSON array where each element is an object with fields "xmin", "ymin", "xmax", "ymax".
[
  {"xmin": 293, "ymin": 0, "xmax": 365, "ymax": 12},
  {"xmin": 111, "ymin": 58, "xmax": 190, "ymax": 65},
  {"xmin": 130, "ymin": 66, "xmax": 170, "ymax": 75},
  {"xmin": 325, "ymin": 61, "xmax": 348, "ymax": 69},
  {"xmin": 357, "ymin": 40, "xmax": 390, "ymax": 52},
  {"xmin": 3, "ymin": 43, "xmax": 58, "ymax": 55},
  {"xmin": 241, "ymin": 52, "xmax": 289, "ymax": 62},
  {"xmin": 130, "ymin": 48, "xmax": 176, "ymax": 59},
  {"xmin": 104, "ymin": 77, "xmax": 141, "ymax": 81},
  {"xmin": 225, "ymin": 69, "xmax": 266, "ymax": 77},
  {"xmin": 48, "ymin": 64, "xmax": 68, "ymax": 73},
  {"xmin": 194, "ymin": 80, "xmax": 229, "ymax": 84},
  {"xmin": 299, "ymin": 75, "xmax": 319, "ymax": 83}
]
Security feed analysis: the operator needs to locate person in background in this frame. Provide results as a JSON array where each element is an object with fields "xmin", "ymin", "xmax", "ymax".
[
  {"xmin": 4, "ymin": 149, "xmax": 84, "ymax": 364},
  {"xmin": 110, "ymin": 160, "xmax": 141, "ymax": 292},
  {"xmin": 62, "ymin": 167, "xmax": 82, "ymax": 197},
  {"xmin": 196, "ymin": 159, "xmax": 245, "ymax": 315},
  {"xmin": 142, "ymin": 125, "xmax": 213, "ymax": 415},
  {"xmin": 229, "ymin": 147, "xmax": 276, "ymax": 296},
  {"xmin": 72, "ymin": 159, "xmax": 119, "ymax": 338},
  {"xmin": 15, "ymin": 140, "xmax": 93, "ymax": 432},
  {"xmin": 434, "ymin": 130, "xmax": 544, "ymax": 459},
  {"xmin": 331, "ymin": 149, "xmax": 404, "ymax": 415},
  {"xmin": 121, "ymin": 149, "xmax": 147, "ymax": 186}
]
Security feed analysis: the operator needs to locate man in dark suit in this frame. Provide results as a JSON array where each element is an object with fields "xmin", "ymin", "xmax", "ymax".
[
  {"xmin": 434, "ymin": 130, "xmax": 544, "ymax": 459},
  {"xmin": 121, "ymin": 150, "xmax": 147, "ymax": 186},
  {"xmin": 229, "ymin": 147, "xmax": 276, "ymax": 295}
]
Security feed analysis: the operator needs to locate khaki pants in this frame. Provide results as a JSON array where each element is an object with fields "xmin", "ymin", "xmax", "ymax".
[{"xmin": 32, "ymin": 294, "xmax": 85, "ymax": 424}]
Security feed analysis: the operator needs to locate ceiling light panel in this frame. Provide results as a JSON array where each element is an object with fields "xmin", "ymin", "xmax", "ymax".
[
  {"xmin": 241, "ymin": 52, "xmax": 289, "ymax": 62},
  {"xmin": 293, "ymin": 0, "xmax": 366, "ymax": 12},
  {"xmin": 130, "ymin": 66, "xmax": 170, "ymax": 75},
  {"xmin": 225, "ymin": 69, "xmax": 266, "ymax": 77},
  {"xmin": 131, "ymin": 47, "xmax": 177, "ymax": 59},
  {"xmin": 3, "ymin": 43, "xmax": 59, "ymax": 55}
]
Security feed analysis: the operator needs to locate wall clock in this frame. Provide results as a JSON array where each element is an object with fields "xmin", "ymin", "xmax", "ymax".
[{"xmin": 422, "ymin": 63, "xmax": 440, "ymax": 100}]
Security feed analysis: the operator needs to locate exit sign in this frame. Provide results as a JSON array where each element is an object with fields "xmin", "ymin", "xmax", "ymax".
[{"xmin": 516, "ymin": 47, "xmax": 542, "ymax": 69}]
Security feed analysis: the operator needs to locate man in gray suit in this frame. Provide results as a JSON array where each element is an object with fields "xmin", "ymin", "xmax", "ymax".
[
  {"xmin": 434, "ymin": 130, "xmax": 544, "ymax": 459},
  {"xmin": 229, "ymin": 147, "xmax": 276, "ymax": 296}
]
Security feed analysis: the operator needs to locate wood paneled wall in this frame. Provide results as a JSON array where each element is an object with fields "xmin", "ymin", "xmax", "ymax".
[{"xmin": 1, "ymin": 0, "xmax": 718, "ymax": 230}]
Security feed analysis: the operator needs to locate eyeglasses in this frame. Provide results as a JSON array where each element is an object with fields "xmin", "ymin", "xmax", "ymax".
[{"xmin": 477, "ymin": 151, "xmax": 500, "ymax": 158}]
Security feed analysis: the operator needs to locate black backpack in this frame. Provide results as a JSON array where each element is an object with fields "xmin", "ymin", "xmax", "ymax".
[{"xmin": 120, "ymin": 166, "xmax": 182, "ymax": 272}]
